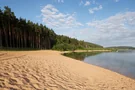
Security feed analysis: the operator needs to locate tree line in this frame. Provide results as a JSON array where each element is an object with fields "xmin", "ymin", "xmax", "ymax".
[
  {"xmin": 0, "ymin": 6, "xmax": 103, "ymax": 51},
  {"xmin": 53, "ymin": 35, "xmax": 103, "ymax": 51}
]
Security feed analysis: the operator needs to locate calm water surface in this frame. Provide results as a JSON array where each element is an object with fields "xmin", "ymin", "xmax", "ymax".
[{"xmin": 84, "ymin": 50, "xmax": 135, "ymax": 79}]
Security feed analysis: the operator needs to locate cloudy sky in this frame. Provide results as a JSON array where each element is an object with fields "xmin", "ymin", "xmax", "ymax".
[{"xmin": 1, "ymin": 0, "xmax": 135, "ymax": 47}]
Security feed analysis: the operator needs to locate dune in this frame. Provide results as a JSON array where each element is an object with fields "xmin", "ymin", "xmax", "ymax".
[{"xmin": 0, "ymin": 50, "xmax": 135, "ymax": 90}]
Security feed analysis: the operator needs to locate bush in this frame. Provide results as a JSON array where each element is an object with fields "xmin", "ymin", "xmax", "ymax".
[{"xmin": 52, "ymin": 43, "xmax": 76, "ymax": 51}]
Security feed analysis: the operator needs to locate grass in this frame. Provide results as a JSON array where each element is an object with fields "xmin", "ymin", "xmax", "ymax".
[{"xmin": 0, "ymin": 47, "xmax": 40, "ymax": 51}]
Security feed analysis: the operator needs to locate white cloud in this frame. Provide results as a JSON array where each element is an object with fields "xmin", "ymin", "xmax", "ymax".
[
  {"xmin": 57, "ymin": 0, "xmax": 64, "ymax": 3},
  {"xmin": 115, "ymin": 0, "xmax": 120, "ymax": 2},
  {"xmin": 86, "ymin": 12, "xmax": 135, "ymax": 46},
  {"xmin": 84, "ymin": 1, "xmax": 90, "ymax": 6},
  {"xmin": 41, "ymin": 4, "xmax": 83, "ymax": 29},
  {"xmin": 80, "ymin": 0, "xmax": 98, "ymax": 6},
  {"xmin": 89, "ymin": 5, "xmax": 103, "ymax": 14}
]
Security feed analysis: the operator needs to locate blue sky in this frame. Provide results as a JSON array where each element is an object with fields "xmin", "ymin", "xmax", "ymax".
[{"xmin": 1, "ymin": 0, "xmax": 135, "ymax": 47}]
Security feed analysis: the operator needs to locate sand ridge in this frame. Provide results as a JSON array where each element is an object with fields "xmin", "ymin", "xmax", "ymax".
[{"xmin": 0, "ymin": 50, "xmax": 135, "ymax": 90}]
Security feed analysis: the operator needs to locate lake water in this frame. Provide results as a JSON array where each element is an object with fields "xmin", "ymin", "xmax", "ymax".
[
  {"xmin": 63, "ymin": 50, "xmax": 135, "ymax": 79},
  {"xmin": 84, "ymin": 50, "xmax": 135, "ymax": 79}
]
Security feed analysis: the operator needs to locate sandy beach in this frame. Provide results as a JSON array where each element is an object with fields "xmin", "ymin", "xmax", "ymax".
[{"xmin": 0, "ymin": 50, "xmax": 135, "ymax": 90}]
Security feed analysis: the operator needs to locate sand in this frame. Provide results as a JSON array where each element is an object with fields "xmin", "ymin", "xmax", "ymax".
[{"xmin": 0, "ymin": 50, "xmax": 135, "ymax": 90}]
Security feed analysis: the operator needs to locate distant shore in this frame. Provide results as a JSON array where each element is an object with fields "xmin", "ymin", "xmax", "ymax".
[{"xmin": 0, "ymin": 50, "xmax": 135, "ymax": 90}]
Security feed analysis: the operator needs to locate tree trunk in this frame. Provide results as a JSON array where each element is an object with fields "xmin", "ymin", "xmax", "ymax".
[
  {"xmin": 0, "ymin": 29, "xmax": 2, "ymax": 48},
  {"xmin": 2, "ymin": 22, "xmax": 8, "ymax": 47},
  {"xmin": 8, "ymin": 19, "xmax": 12, "ymax": 47}
]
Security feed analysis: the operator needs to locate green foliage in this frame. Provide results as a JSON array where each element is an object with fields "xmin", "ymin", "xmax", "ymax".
[
  {"xmin": 52, "ymin": 43, "xmax": 76, "ymax": 51},
  {"xmin": 0, "ymin": 6, "xmax": 103, "ymax": 51},
  {"xmin": 53, "ymin": 35, "xmax": 103, "ymax": 51},
  {"xmin": 0, "ymin": 6, "xmax": 56, "ymax": 49},
  {"xmin": 63, "ymin": 52, "xmax": 102, "ymax": 60},
  {"xmin": 107, "ymin": 46, "xmax": 135, "ymax": 50}
]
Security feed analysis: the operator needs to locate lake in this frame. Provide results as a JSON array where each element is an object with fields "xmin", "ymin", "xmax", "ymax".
[{"xmin": 63, "ymin": 50, "xmax": 135, "ymax": 79}]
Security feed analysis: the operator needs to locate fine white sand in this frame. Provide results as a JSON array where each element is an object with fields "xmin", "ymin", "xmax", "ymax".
[{"xmin": 0, "ymin": 50, "xmax": 135, "ymax": 90}]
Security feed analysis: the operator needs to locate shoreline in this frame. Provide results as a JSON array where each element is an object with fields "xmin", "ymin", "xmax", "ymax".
[
  {"xmin": 0, "ymin": 50, "xmax": 135, "ymax": 90},
  {"xmin": 61, "ymin": 49, "xmax": 112, "ymax": 54},
  {"xmin": 84, "ymin": 61, "xmax": 135, "ymax": 80},
  {"xmin": 62, "ymin": 50, "xmax": 135, "ymax": 80}
]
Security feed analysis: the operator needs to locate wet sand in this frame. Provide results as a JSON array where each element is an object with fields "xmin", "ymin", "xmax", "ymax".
[{"xmin": 0, "ymin": 50, "xmax": 135, "ymax": 90}]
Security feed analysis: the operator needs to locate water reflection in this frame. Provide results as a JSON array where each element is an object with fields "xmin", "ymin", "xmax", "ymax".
[
  {"xmin": 63, "ymin": 50, "xmax": 135, "ymax": 79},
  {"xmin": 63, "ymin": 52, "xmax": 102, "ymax": 60},
  {"xmin": 84, "ymin": 51, "xmax": 135, "ymax": 79}
]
